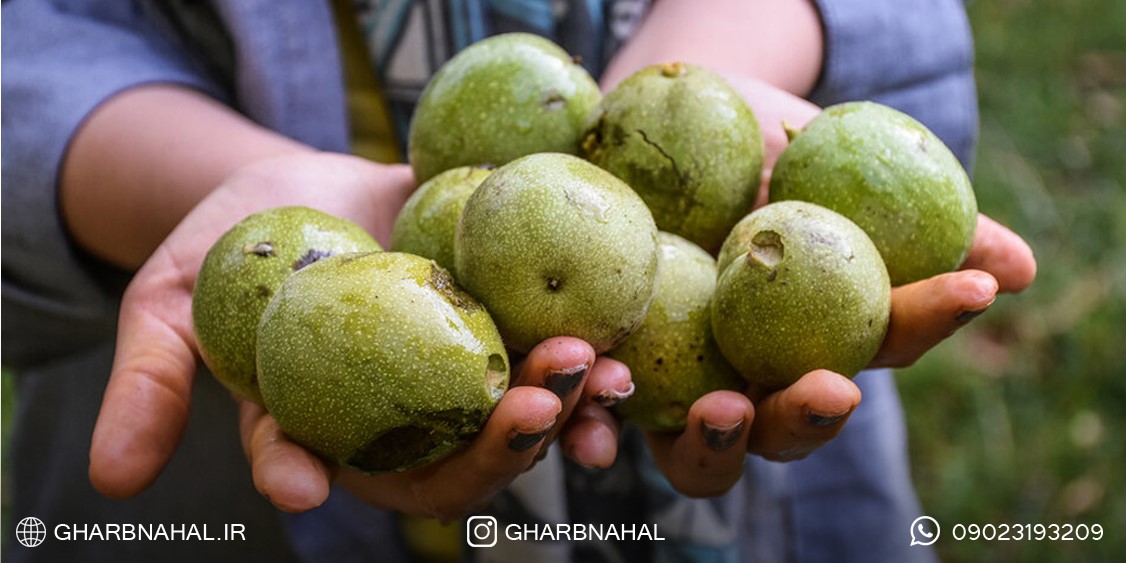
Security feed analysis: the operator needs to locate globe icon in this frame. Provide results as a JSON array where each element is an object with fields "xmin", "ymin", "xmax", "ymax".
[{"xmin": 16, "ymin": 517, "xmax": 47, "ymax": 548}]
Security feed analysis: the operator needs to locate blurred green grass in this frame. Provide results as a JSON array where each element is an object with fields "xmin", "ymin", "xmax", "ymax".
[
  {"xmin": 2, "ymin": 369, "xmax": 14, "ymax": 552},
  {"xmin": 899, "ymin": 0, "xmax": 1126, "ymax": 561}
]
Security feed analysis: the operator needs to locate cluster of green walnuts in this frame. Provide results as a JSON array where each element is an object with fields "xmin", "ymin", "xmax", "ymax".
[{"xmin": 192, "ymin": 33, "xmax": 977, "ymax": 473}]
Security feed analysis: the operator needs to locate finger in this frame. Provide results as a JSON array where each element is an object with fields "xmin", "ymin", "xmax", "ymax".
[
  {"xmin": 513, "ymin": 336, "xmax": 597, "ymax": 394},
  {"xmin": 558, "ymin": 356, "xmax": 631, "ymax": 468},
  {"xmin": 747, "ymin": 370, "xmax": 860, "ymax": 462},
  {"xmin": 961, "ymin": 214, "xmax": 1037, "ymax": 293},
  {"xmin": 512, "ymin": 336, "xmax": 597, "ymax": 454},
  {"xmin": 89, "ymin": 249, "xmax": 197, "ymax": 499},
  {"xmin": 871, "ymin": 269, "xmax": 999, "ymax": 368},
  {"xmin": 646, "ymin": 390, "xmax": 753, "ymax": 497},
  {"xmin": 581, "ymin": 355, "xmax": 634, "ymax": 408},
  {"xmin": 559, "ymin": 402, "xmax": 622, "ymax": 469},
  {"xmin": 340, "ymin": 386, "xmax": 562, "ymax": 521},
  {"xmin": 238, "ymin": 401, "xmax": 334, "ymax": 513}
]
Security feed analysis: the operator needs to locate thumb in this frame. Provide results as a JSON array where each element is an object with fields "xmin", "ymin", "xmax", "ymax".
[{"xmin": 89, "ymin": 246, "xmax": 199, "ymax": 498}]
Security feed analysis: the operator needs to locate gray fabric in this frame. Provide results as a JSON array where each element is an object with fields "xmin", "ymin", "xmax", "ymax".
[
  {"xmin": 1, "ymin": 2, "xmax": 347, "ymax": 562},
  {"xmin": 1, "ymin": 0, "xmax": 222, "ymax": 367},
  {"xmin": 810, "ymin": 0, "xmax": 979, "ymax": 168},
  {"xmin": 778, "ymin": 370, "xmax": 940, "ymax": 563}
]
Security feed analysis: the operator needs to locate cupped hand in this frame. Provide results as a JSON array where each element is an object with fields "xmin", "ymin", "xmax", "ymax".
[
  {"xmin": 644, "ymin": 214, "xmax": 1036, "ymax": 497},
  {"xmin": 89, "ymin": 153, "xmax": 416, "ymax": 500},
  {"xmin": 638, "ymin": 74, "xmax": 1038, "ymax": 496},
  {"xmin": 733, "ymin": 71, "xmax": 1038, "ymax": 368},
  {"xmin": 88, "ymin": 152, "xmax": 631, "ymax": 517}
]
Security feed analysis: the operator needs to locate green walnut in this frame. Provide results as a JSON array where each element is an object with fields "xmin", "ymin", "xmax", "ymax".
[
  {"xmin": 609, "ymin": 232, "xmax": 744, "ymax": 431},
  {"xmin": 583, "ymin": 62, "xmax": 763, "ymax": 252},
  {"xmin": 769, "ymin": 101, "xmax": 978, "ymax": 286},
  {"xmin": 257, "ymin": 252, "xmax": 509, "ymax": 473},
  {"xmin": 192, "ymin": 206, "xmax": 381, "ymax": 404},
  {"xmin": 712, "ymin": 201, "xmax": 891, "ymax": 390},
  {"xmin": 391, "ymin": 165, "xmax": 494, "ymax": 274},
  {"xmin": 408, "ymin": 33, "xmax": 602, "ymax": 183},
  {"xmin": 455, "ymin": 153, "xmax": 659, "ymax": 354}
]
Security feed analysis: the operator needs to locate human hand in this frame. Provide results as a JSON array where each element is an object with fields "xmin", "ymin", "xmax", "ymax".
[
  {"xmin": 643, "ymin": 217, "xmax": 1035, "ymax": 497},
  {"xmin": 243, "ymin": 337, "xmax": 631, "ymax": 519},
  {"xmin": 638, "ymin": 77, "xmax": 1037, "ymax": 497},
  {"xmin": 88, "ymin": 153, "xmax": 416, "ymax": 500},
  {"xmin": 646, "ymin": 214, "xmax": 1037, "ymax": 497},
  {"xmin": 88, "ymin": 152, "xmax": 631, "ymax": 516},
  {"xmin": 724, "ymin": 73, "xmax": 1038, "ymax": 361}
]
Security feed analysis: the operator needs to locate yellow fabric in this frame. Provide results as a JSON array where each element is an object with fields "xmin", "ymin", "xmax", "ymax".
[
  {"xmin": 329, "ymin": 2, "xmax": 459, "ymax": 561},
  {"xmin": 330, "ymin": 0, "xmax": 403, "ymax": 164}
]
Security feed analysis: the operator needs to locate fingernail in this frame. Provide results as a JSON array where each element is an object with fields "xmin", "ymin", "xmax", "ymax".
[
  {"xmin": 595, "ymin": 382, "xmax": 635, "ymax": 407},
  {"xmin": 807, "ymin": 412, "xmax": 847, "ymax": 427},
  {"xmin": 955, "ymin": 308, "xmax": 988, "ymax": 324},
  {"xmin": 508, "ymin": 431, "xmax": 548, "ymax": 452},
  {"xmin": 701, "ymin": 419, "xmax": 745, "ymax": 451},
  {"xmin": 957, "ymin": 295, "xmax": 996, "ymax": 324},
  {"xmin": 545, "ymin": 365, "xmax": 587, "ymax": 398}
]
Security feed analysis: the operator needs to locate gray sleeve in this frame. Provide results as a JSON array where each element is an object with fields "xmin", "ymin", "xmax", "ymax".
[
  {"xmin": 1, "ymin": 0, "xmax": 224, "ymax": 367},
  {"xmin": 809, "ymin": 0, "xmax": 979, "ymax": 168}
]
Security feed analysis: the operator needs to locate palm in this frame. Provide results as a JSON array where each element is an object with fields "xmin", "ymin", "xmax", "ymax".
[{"xmin": 89, "ymin": 153, "xmax": 415, "ymax": 499}]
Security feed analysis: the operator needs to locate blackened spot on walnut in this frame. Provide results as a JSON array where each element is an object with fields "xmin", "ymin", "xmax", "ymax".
[
  {"xmin": 547, "ymin": 277, "xmax": 561, "ymax": 291},
  {"xmin": 293, "ymin": 248, "xmax": 334, "ymax": 271},
  {"xmin": 256, "ymin": 285, "xmax": 273, "ymax": 299},
  {"xmin": 347, "ymin": 408, "xmax": 484, "ymax": 473}
]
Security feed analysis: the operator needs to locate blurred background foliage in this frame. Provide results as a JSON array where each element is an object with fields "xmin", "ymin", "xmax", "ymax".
[
  {"xmin": 899, "ymin": 0, "xmax": 1125, "ymax": 561},
  {"xmin": 2, "ymin": 0, "xmax": 1123, "ymax": 560}
]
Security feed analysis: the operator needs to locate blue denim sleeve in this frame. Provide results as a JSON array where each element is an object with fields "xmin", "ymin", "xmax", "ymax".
[
  {"xmin": 809, "ymin": 0, "xmax": 979, "ymax": 168},
  {"xmin": 1, "ymin": 0, "xmax": 223, "ymax": 366}
]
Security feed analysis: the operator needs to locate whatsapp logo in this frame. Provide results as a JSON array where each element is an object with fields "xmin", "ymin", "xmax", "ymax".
[{"xmin": 909, "ymin": 516, "xmax": 940, "ymax": 546}]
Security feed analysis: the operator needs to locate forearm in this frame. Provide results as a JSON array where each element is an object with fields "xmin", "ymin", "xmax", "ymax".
[
  {"xmin": 602, "ymin": 0, "xmax": 824, "ymax": 96},
  {"xmin": 59, "ymin": 84, "xmax": 313, "ymax": 270}
]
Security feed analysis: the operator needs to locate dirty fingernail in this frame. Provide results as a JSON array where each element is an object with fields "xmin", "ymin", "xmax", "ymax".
[
  {"xmin": 545, "ymin": 365, "xmax": 587, "ymax": 398},
  {"xmin": 594, "ymin": 382, "xmax": 635, "ymax": 407},
  {"xmin": 955, "ymin": 307, "xmax": 988, "ymax": 324},
  {"xmin": 807, "ymin": 411, "xmax": 847, "ymax": 427},
  {"xmin": 508, "ymin": 431, "xmax": 548, "ymax": 452},
  {"xmin": 701, "ymin": 419, "xmax": 745, "ymax": 451}
]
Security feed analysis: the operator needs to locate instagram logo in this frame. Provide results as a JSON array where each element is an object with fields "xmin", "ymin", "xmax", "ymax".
[{"xmin": 466, "ymin": 516, "xmax": 498, "ymax": 547}]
